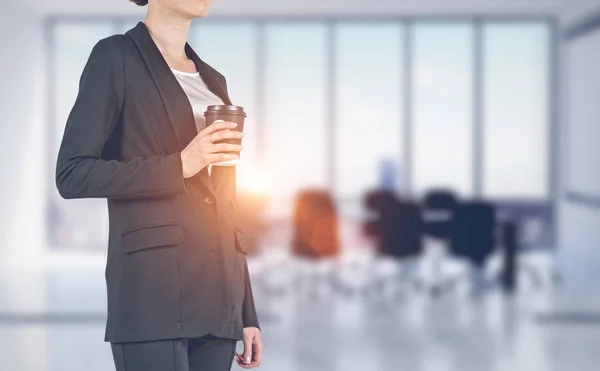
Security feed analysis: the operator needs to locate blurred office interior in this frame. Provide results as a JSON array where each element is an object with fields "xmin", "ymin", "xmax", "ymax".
[{"xmin": 1, "ymin": 0, "xmax": 600, "ymax": 370}]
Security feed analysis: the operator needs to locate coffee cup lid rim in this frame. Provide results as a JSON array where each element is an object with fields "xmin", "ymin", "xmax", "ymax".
[{"xmin": 206, "ymin": 104, "xmax": 245, "ymax": 111}]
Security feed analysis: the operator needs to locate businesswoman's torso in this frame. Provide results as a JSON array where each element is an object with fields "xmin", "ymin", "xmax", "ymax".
[{"xmin": 56, "ymin": 22, "xmax": 260, "ymax": 343}]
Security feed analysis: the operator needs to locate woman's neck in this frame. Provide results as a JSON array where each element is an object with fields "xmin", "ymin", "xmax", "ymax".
[{"xmin": 144, "ymin": 5, "xmax": 192, "ymax": 64}]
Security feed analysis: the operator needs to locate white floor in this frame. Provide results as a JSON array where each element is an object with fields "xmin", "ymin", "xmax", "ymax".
[{"xmin": 0, "ymin": 252, "xmax": 599, "ymax": 371}]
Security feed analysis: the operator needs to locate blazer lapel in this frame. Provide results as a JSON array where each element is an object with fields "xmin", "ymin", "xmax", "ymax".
[
  {"xmin": 126, "ymin": 21, "xmax": 230, "ymax": 197},
  {"xmin": 185, "ymin": 43, "xmax": 233, "ymax": 106}
]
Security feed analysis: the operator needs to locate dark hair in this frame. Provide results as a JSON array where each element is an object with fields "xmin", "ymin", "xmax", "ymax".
[{"xmin": 129, "ymin": 0, "xmax": 148, "ymax": 6}]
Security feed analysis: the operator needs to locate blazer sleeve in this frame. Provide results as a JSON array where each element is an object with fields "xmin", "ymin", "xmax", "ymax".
[{"xmin": 55, "ymin": 37, "xmax": 188, "ymax": 200}]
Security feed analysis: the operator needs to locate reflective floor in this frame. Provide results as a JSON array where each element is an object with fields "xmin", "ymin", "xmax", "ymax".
[{"xmin": 0, "ymin": 253, "xmax": 598, "ymax": 371}]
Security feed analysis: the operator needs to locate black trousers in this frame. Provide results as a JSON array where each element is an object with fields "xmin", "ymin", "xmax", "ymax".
[{"xmin": 111, "ymin": 334, "xmax": 237, "ymax": 371}]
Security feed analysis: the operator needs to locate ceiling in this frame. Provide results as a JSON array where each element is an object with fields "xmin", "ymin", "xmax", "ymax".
[
  {"xmin": 5, "ymin": 0, "xmax": 599, "ymax": 27},
  {"xmin": 11, "ymin": 0, "xmax": 564, "ymax": 16}
]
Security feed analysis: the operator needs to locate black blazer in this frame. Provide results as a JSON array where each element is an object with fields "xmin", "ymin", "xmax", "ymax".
[{"xmin": 55, "ymin": 21, "xmax": 259, "ymax": 343}]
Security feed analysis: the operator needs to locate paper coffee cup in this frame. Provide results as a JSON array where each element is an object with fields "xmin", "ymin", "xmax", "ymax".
[{"xmin": 204, "ymin": 105, "xmax": 246, "ymax": 166}]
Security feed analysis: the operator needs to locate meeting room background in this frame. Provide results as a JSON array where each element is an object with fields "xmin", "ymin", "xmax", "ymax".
[{"xmin": 0, "ymin": 0, "xmax": 599, "ymax": 370}]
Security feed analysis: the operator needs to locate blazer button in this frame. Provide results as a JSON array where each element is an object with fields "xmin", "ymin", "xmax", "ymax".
[{"xmin": 204, "ymin": 196, "xmax": 215, "ymax": 205}]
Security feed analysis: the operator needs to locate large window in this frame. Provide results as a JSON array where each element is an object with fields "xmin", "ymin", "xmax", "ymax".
[
  {"xmin": 483, "ymin": 22, "xmax": 550, "ymax": 199},
  {"xmin": 48, "ymin": 18, "xmax": 554, "ymax": 249},
  {"xmin": 334, "ymin": 22, "xmax": 405, "ymax": 199},
  {"xmin": 412, "ymin": 22, "xmax": 474, "ymax": 197},
  {"xmin": 264, "ymin": 23, "xmax": 329, "ymax": 203}
]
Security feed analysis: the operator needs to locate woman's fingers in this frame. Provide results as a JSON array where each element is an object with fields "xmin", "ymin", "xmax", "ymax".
[
  {"xmin": 209, "ymin": 143, "xmax": 243, "ymax": 154},
  {"xmin": 207, "ymin": 128, "xmax": 245, "ymax": 143},
  {"xmin": 234, "ymin": 352, "xmax": 259, "ymax": 369},
  {"xmin": 199, "ymin": 120, "xmax": 237, "ymax": 136},
  {"xmin": 207, "ymin": 152, "xmax": 239, "ymax": 164}
]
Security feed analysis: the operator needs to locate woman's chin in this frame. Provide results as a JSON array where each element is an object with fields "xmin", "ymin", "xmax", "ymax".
[{"xmin": 192, "ymin": 5, "xmax": 210, "ymax": 18}]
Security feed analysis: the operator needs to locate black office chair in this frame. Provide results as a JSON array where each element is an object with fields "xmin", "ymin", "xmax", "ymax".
[
  {"xmin": 452, "ymin": 202, "xmax": 496, "ymax": 264},
  {"xmin": 450, "ymin": 201, "xmax": 497, "ymax": 296},
  {"xmin": 360, "ymin": 190, "xmax": 424, "ymax": 300},
  {"xmin": 422, "ymin": 190, "xmax": 459, "ymax": 238},
  {"xmin": 420, "ymin": 190, "xmax": 460, "ymax": 296},
  {"xmin": 421, "ymin": 190, "xmax": 498, "ymax": 297}
]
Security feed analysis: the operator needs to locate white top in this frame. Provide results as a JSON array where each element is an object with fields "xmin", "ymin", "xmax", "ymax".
[{"xmin": 171, "ymin": 68, "xmax": 224, "ymax": 175}]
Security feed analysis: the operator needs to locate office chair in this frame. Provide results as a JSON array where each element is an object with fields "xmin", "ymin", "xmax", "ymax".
[
  {"xmin": 420, "ymin": 190, "xmax": 460, "ymax": 296},
  {"xmin": 361, "ymin": 190, "xmax": 425, "ymax": 300},
  {"xmin": 450, "ymin": 201, "xmax": 497, "ymax": 296},
  {"xmin": 291, "ymin": 190, "xmax": 340, "ymax": 300},
  {"xmin": 421, "ymin": 191, "xmax": 499, "ymax": 298}
]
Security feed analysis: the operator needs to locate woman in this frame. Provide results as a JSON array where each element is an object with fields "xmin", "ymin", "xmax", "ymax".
[{"xmin": 55, "ymin": 0, "xmax": 263, "ymax": 370}]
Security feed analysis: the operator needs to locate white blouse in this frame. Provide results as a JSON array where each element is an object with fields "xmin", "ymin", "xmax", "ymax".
[{"xmin": 171, "ymin": 68, "xmax": 224, "ymax": 175}]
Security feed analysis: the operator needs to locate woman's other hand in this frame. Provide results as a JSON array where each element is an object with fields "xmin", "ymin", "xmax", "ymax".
[{"xmin": 234, "ymin": 326, "xmax": 262, "ymax": 368}]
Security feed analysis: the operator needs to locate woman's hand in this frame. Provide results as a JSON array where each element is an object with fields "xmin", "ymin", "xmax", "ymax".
[
  {"xmin": 234, "ymin": 326, "xmax": 263, "ymax": 368},
  {"xmin": 180, "ymin": 120, "xmax": 244, "ymax": 178}
]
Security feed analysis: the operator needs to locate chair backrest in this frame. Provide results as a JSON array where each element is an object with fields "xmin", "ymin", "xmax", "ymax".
[
  {"xmin": 451, "ymin": 201, "xmax": 496, "ymax": 265},
  {"xmin": 421, "ymin": 190, "xmax": 497, "ymax": 265},
  {"xmin": 422, "ymin": 189, "xmax": 459, "ymax": 238},
  {"xmin": 292, "ymin": 190, "xmax": 339, "ymax": 258},
  {"xmin": 363, "ymin": 190, "xmax": 423, "ymax": 258},
  {"xmin": 389, "ymin": 201, "xmax": 423, "ymax": 257},
  {"xmin": 423, "ymin": 190, "xmax": 459, "ymax": 210}
]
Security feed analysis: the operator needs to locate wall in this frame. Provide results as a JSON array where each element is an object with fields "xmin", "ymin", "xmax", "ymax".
[
  {"xmin": 20, "ymin": 0, "xmax": 561, "ymax": 17},
  {"xmin": 557, "ymin": 0, "xmax": 600, "ymax": 303},
  {"xmin": 563, "ymin": 30, "xmax": 600, "ymax": 198},
  {"xmin": 559, "ymin": 0, "xmax": 600, "ymax": 26}
]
